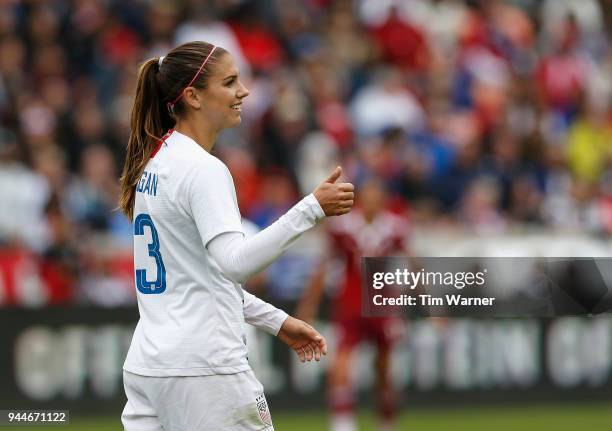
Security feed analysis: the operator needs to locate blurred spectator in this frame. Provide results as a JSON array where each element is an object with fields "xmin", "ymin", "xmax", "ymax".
[
  {"xmin": 30, "ymin": 144, "xmax": 70, "ymax": 201},
  {"xmin": 543, "ymin": 176, "xmax": 601, "ymax": 232},
  {"xmin": 301, "ymin": 52, "xmax": 354, "ymax": 149},
  {"xmin": 368, "ymin": 5, "xmax": 431, "ymax": 73},
  {"xmin": 350, "ymin": 67, "xmax": 425, "ymax": 137},
  {"xmin": 458, "ymin": 176, "xmax": 506, "ymax": 233},
  {"xmin": 296, "ymin": 131, "xmax": 340, "ymax": 195},
  {"xmin": 143, "ymin": 0, "xmax": 181, "ymax": 58},
  {"xmin": 323, "ymin": 1, "xmax": 376, "ymax": 76},
  {"xmin": 222, "ymin": 145, "xmax": 263, "ymax": 216},
  {"xmin": 536, "ymin": 14, "xmax": 592, "ymax": 119},
  {"xmin": 249, "ymin": 169, "xmax": 298, "ymax": 228},
  {"xmin": 541, "ymin": 0, "xmax": 604, "ymax": 41},
  {"xmin": 275, "ymin": 2, "xmax": 320, "ymax": 60},
  {"xmin": 400, "ymin": 99, "xmax": 457, "ymax": 201},
  {"xmin": 0, "ymin": 128, "xmax": 49, "ymax": 251},
  {"xmin": 66, "ymin": 144, "xmax": 121, "ymax": 232},
  {"xmin": 227, "ymin": 2, "xmax": 285, "ymax": 73},
  {"xmin": 77, "ymin": 236, "xmax": 135, "ymax": 306},
  {"xmin": 509, "ymin": 174, "xmax": 544, "ymax": 224},
  {"xmin": 566, "ymin": 97, "xmax": 612, "ymax": 184},
  {"xmin": 407, "ymin": 0, "xmax": 468, "ymax": 58},
  {"xmin": 0, "ymin": 36, "xmax": 25, "ymax": 99},
  {"xmin": 258, "ymin": 68, "xmax": 311, "ymax": 170},
  {"xmin": 39, "ymin": 193, "xmax": 78, "ymax": 305}
]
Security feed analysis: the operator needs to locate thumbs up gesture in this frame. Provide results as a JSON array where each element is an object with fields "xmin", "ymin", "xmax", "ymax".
[{"xmin": 313, "ymin": 167, "xmax": 354, "ymax": 216}]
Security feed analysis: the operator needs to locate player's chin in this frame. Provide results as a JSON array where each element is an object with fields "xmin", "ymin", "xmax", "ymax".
[{"xmin": 227, "ymin": 112, "xmax": 242, "ymax": 127}]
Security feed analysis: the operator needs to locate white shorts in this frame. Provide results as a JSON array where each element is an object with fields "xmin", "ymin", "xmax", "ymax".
[{"xmin": 121, "ymin": 369, "xmax": 274, "ymax": 431}]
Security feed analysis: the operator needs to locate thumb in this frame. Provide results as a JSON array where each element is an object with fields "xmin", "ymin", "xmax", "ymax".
[{"xmin": 324, "ymin": 166, "xmax": 342, "ymax": 184}]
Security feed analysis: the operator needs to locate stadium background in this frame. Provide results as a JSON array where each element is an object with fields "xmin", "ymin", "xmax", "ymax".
[{"xmin": 1, "ymin": 0, "xmax": 612, "ymax": 429}]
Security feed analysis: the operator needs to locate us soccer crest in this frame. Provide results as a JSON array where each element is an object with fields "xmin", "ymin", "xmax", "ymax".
[{"xmin": 256, "ymin": 394, "xmax": 272, "ymax": 426}]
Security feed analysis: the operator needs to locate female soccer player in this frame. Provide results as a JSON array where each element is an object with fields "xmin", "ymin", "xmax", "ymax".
[{"xmin": 118, "ymin": 41, "xmax": 354, "ymax": 431}]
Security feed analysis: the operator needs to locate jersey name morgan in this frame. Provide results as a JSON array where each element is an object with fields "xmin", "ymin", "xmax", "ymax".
[
  {"xmin": 124, "ymin": 130, "xmax": 250, "ymax": 377},
  {"xmin": 136, "ymin": 171, "xmax": 158, "ymax": 196}
]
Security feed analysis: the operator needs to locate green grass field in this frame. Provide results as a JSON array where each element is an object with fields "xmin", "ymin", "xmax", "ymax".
[{"xmin": 10, "ymin": 403, "xmax": 612, "ymax": 430}]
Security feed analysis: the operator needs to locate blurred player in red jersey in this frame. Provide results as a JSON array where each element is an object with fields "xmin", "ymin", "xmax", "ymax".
[{"xmin": 297, "ymin": 178, "xmax": 410, "ymax": 431}]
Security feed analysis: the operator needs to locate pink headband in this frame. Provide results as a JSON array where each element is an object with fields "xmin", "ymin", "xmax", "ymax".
[{"xmin": 167, "ymin": 45, "xmax": 217, "ymax": 113}]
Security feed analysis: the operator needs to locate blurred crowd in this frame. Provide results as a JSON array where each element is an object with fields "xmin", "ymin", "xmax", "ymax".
[{"xmin": 0, "ymin": 0, "xmax": 611, "ymax": 306}]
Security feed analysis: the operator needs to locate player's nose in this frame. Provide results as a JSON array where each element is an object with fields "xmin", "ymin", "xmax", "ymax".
[{"xmin": 237, "ymin": 80, "xmax": 250, "ymax": 99}]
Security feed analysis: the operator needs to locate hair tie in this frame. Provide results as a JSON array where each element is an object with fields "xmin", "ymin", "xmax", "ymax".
[{"xmin": 158, "ymin": 56, "xmax": 165, "ymax": 67}]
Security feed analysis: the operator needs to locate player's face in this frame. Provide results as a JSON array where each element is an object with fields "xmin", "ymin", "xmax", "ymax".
[{"xmin": 199, "ymin": 53, "xmax": 250, "ymax": 129}]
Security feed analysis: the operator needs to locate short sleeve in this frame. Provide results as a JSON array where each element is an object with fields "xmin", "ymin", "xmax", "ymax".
[{"xmin": 186, "ymin": 157, "xmax": 243, "ymax": 247}]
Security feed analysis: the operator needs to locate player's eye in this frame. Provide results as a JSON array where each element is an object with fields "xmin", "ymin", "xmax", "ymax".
[{"xmin": 224, "ymin": 78, "xmax": 236, "ymax": 87}]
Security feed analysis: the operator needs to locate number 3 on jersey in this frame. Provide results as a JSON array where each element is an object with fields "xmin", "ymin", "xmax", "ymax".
[{"xmin": 134, "ymin": 214, "xmax": 166, "ymax": 294}]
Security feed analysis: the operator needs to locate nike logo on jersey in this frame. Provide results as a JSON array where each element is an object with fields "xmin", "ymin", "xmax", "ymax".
[{"xmin": 137, "ymin": 171, "xmax": 158, "ymax": 196}]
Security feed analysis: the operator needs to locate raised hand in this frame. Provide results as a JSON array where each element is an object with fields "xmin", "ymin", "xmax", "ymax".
[
  {"xmin": 313, "ymin": 167, "xmax": 354, "ymax": 216},
  {"xmin": 277, "ymin": 316, "xmax": 328, "ymax": 362}
]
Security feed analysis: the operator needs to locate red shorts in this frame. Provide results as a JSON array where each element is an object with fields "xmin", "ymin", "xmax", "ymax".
[{"xmin": 334, "ymin": 316, "xmax": 404, "ymax": 351}]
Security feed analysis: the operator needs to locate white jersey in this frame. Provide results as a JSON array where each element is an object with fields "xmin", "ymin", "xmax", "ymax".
[{"xmin": 124, "ymin": 130, "xmax": 285, "ymax": 377}]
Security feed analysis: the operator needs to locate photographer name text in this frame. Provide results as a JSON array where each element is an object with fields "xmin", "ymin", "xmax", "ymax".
[{"xmin": 372, "ymin": 294, "xmax": 495, "ymax": 306}]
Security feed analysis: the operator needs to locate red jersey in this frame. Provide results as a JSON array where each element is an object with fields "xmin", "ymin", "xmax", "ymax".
[{"xmin": 327, "ymin": 210, "xmax": 410, "ymax": 319}]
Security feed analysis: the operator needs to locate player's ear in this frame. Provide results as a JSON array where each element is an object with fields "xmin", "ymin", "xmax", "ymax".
[{"xmin": 183, "ymin": 87, "xmax": 201, "ymax": 110}]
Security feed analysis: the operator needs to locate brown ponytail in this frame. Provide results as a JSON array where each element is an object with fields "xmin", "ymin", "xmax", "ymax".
[{"xmin": 119, "ymin": 42, "xmax": 227, "ymax": 219}]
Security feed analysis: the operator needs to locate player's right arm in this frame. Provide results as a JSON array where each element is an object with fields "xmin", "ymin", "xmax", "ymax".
[
  {"xmin": 186, "ymin": 161, "xmax": 351, "ymax": 349},
  {"xmin": 207, "ymin": 167, "xmax": 353, "ymax": 284}
]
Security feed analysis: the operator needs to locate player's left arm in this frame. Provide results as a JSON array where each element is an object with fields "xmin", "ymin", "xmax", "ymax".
[
  {"xmin": 242, "ymin": 289, "xmax": 288, "ymax": 335},
  {"xmin": 242, "ymin": 290, "xmax": 327, "ymax": 362}
]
